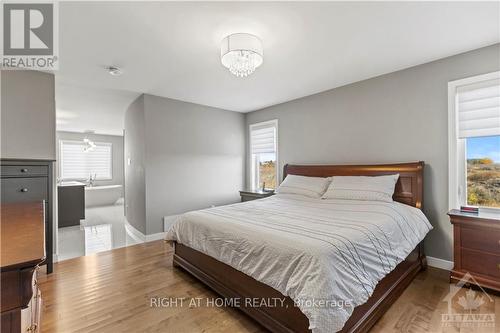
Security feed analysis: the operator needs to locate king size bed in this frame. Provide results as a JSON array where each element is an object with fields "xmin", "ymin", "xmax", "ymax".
[{"xmin": 166, "ymin": 162, "xmax": 432, "ymax": 333}]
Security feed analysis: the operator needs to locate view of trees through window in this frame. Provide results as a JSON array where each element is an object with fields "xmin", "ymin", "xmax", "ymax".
[
  {"xmin": 466, "ymin": 135, "xmax": 500, "ymax": 208},
  {"xmin": 256, "ymin": 153, "xmax": 276, "ymax": 190}
]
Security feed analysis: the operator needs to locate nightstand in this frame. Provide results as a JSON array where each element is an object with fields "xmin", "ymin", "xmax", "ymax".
[
  {"xmin": 448, "ymin": 209, "xmax": 500, "ymax": 292},
  {"xmin": 239, "ymin": 189, "xmax": 275, "ymax": 202}
]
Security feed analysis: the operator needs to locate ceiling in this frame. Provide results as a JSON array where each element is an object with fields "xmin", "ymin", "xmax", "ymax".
[
  {"xmin": 56, "ymin": 84, "xmax": 139, "ymax": 136},
  {"xmin": 56, "ymin": 1, "xmax": 500, "ymax": 135}
]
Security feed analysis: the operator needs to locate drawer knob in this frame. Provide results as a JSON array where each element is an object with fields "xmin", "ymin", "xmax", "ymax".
[
  {"xmin": 21, "ymin": 168, "xmax": 28, "ymax": 172},
  {"xmin": 498, "ymin": 263, "xmax": 500, "ymax": 270},
  {"xmin": 20, "ymin": 188, "xmax": 29, "ymax": 192}
]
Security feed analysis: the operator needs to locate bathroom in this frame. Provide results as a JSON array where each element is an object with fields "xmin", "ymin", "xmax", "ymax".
[{"xmin": 56, "ymin": 130, "xmax": 139, "ymax": 261}]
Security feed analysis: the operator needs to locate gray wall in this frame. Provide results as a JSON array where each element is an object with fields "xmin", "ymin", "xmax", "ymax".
[
  {"xmin": 245, "ymin": 44, "xmax": 500, "ymax": 262},
  {"xmin": 56, "ymin": 131, "xmax": 124, "ymax": 189},
  {"xmin": 124, "ymin": 96, "xmax": 147, "ymax": 234},
  {"xmin": 1, "ymin": 70, "xmax": 56, "ymax": 159},
  {"xmin": 144, "ymin": 94, "xmax": 245, "ymax": 234},
  {"xmin": 124, "ymin": 94, "xmax": 245, "ymax": 235}
]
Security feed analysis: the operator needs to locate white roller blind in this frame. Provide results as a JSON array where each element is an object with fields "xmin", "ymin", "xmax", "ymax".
[
  {"xmin": 251, "ymin": 123, "xmax": 276, "ymax": 154},
  {"xmin": 457, "ymin": 78, "xmax": 500, "ymax": 138},
  {"xmin": 60, "ymin": 140, "xmax": 112, "ymax": 180}
]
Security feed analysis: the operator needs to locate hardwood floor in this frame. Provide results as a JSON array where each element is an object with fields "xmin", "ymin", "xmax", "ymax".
[{"xmin": 38, "ymin": 241, "xmax": 500, "ymax": 333}]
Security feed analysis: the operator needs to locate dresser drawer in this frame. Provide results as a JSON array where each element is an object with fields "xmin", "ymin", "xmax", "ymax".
[
  {"xmin": 0, "ymin": 271, "xmax": 20, "ymax": 312},
  {"xmin": 462, "ymin": 248, "xmax": 500, "ymax": 279},
  {"xmin": 1, "ymin": 178, "xmax": 48, "ymax": 203},
  {"xmin": 461, "ymin": 226, "xmax": 500, "ymax": 255},
  {"xmin": 1, "ymin": 165, "xmax": 48, "ymax": 177}
]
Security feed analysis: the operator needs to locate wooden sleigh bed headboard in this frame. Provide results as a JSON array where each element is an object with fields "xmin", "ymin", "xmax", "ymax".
[{"xmin": 283, "ymin": 161, "xmax": 424, "ymax": 209}]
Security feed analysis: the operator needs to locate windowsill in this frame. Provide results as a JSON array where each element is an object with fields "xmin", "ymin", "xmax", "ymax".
[
  {"xmin": 245, "ymin": 188, "xmax": 276, "ymax": 194},
  {"xmin": 450, "ymin": 207, "xmax": 500, "ymax": 220},
  {"xmin": 477, "ymin": 207, "xmax": 500, "ymax": 219}
]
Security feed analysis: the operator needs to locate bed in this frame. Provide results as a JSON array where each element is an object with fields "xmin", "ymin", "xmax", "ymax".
[{"xmin": 167, "ymin": 162, "xmax": 431, "ymax": 333}]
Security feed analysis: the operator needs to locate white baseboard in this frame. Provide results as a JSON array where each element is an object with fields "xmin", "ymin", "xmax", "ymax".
[
  {"xmin": 427, "ymin": 256, "xmax": 453, "ymax": 270},
  {"xmin": 52, "ymin": 253, "xmax": 58, "ymax": 263},
  {"xmin": 125, "ymin": 221, "xmax": 146, "ymax": 242},
  {"xmin": 125, "ymin": 220, "xmax": 166, "ymax": 243}
]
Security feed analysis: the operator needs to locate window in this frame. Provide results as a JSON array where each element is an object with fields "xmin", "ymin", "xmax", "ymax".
[
  {"xmin": 449, "ymin": 72, "xmax": 500, "ymax": 210},
  {"xmin": 60, "ymin": 140, "xmax": 113, "ymax": 180},
  {"xmin": 249, "ymin": 120, "xmax": 278, "ymax": 190}
]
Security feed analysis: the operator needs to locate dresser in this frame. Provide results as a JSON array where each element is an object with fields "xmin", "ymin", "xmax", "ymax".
[
  {"xmin": 449, "ymin": 209, "xmax": 500, "ymax": 292},
  {"xmin": 1, "ymin": 202, "xmax": 45, "ymax": 333},
  {"xmin": 1, "ymin": 159, "xmax": 54, "ymax": 273}
]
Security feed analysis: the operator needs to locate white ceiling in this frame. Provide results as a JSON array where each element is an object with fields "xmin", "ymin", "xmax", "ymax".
[
  {"xmin": 56, "ymin": 1, "xmax": 500, "ymax": 135},
  {"xmin": 56, "ymin": 84, "xmax": 139, "ymax": 136}
]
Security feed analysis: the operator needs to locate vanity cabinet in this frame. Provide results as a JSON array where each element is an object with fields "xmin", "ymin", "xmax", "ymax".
[{"xmin": 58, "ymin": 182, "xmax": 85, "ymax": 228}]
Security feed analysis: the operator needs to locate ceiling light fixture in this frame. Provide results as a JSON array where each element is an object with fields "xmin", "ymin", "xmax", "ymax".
[
  {"xmin": 83, "ymin": 131, "xmax": 96, "ymax": 152},
  {"xmin": 221, "ymin": 33, "xmax": 263, "ymax": 78},
  {"xmin": 83, "ymin": 138, "xmax": 96, "ymax": 152},
  {"xmin": 106, "ymin": 66, "xmax": 123, "ymax": 76}
]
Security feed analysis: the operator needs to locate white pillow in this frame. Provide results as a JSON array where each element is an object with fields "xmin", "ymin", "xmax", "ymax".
[
  {"xmin": 321, "ymin": 174, "xmax": 399, "ymax": 202},
  {"xmin": 276, "ymin": 175, "xmax": 330, "ymax": 198}
]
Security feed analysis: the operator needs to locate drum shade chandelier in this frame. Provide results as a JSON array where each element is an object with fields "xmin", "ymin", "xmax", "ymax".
[{"xmin": 221, "ymin": 33, "xmax": 263, "ymax": 77}]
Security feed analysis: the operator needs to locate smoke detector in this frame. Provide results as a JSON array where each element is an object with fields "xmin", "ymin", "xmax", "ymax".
[{"xmin": 106, "ymin": 66, "xmax": 123, "ymax": 76}]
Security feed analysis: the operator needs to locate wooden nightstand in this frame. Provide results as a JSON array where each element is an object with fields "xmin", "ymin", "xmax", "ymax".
[
  {"xmin": 239, "ymin": 189, "xmax": 275, "ymax": 202},
  {"xmin": 448, "ymin": 209, "xmax": 500, "ymax": 292}
]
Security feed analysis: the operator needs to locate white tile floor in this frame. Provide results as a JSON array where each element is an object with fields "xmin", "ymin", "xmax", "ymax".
[{"xmin": 57, "ymin": 200, "xmax": 142, "ymax": 261}]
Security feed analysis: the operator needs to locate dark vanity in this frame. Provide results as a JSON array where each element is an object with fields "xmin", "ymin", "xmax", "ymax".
[{"xmin": 58, "ymin": 182, "xmax": 85, "ymax": 228}]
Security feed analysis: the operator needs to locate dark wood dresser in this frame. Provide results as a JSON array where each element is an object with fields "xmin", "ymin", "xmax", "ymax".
[
  {"xmin": 1, "ymin": 202, "xmax": 45, "ymax": 333},
  {"xmin": 449, "ymin": 209, "xmax": 500, "ymax": 292},
  {"xmin": 1, "ymin": 159, "xmax": 53, "ymax": 273}
]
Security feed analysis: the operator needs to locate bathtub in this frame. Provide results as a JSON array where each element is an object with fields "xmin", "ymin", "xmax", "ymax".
[{"xmin": 85, "ymin": 185, "xmax": 123, "ymax": 207}]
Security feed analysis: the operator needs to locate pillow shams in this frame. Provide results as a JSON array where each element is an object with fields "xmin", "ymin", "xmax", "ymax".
[
  {"xmin": 276, "ymin": 175, "xmax": 330, "ymax": 198},
  {"xmin": 321, "ymin": 174, "xmax": 399, "ymax": 202}
]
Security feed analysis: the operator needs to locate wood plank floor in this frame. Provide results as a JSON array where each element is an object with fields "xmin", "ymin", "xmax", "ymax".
[{"xmin": 38, "ymin": 241, "xmax": 500, "ymax": 333}]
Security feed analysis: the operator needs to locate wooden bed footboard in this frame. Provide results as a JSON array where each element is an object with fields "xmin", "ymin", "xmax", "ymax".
[{"xmin": 173, "ymin": 241, "xmax": 426, "ymax": 333}]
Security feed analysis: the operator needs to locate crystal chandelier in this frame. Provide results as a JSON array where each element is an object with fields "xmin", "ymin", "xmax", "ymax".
[{"xmin": 221, "ymin": 33, "xmax": 263, "ymax": 77}]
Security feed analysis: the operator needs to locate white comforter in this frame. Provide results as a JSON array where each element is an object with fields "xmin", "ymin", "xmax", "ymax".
[{"xmin": 165, "ymin": 194, "xmax": 432, "ymax": 332}]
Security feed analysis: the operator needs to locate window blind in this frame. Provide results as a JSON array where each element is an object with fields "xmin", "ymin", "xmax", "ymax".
[
  {"xmin": 60, "ymin": 140, "xmax": 112, "ymax": 180},
  {"xmin": 250, "ymin": 124, "xmax": 276, "ymax": 154},
  {"xmin": 457, "ymin": 78, "xmax": 500, "ymax": 138}
]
